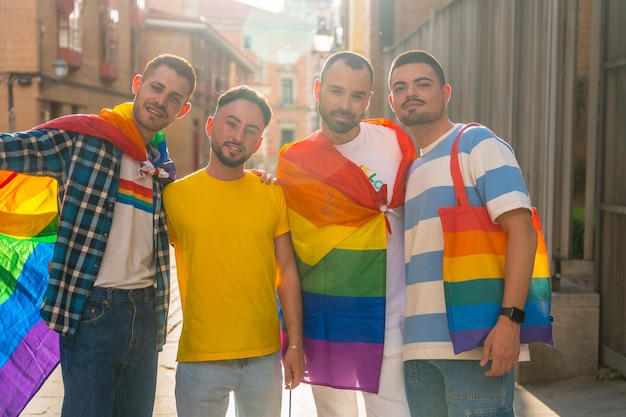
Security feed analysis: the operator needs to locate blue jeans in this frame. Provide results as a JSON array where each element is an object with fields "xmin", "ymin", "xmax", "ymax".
[
  {"xmin": 404, "ymin": 360, "xmax": 515, "ymax": 417},
  {"xmin": 175, "ymin": 352, "xmax": 282, "ymax": 417},
  {"xmin": 60, "ymin": 286, "xmax": 158, "ymax": 417}
]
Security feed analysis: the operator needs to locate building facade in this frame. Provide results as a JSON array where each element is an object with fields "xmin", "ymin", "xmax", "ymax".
[
  {"xmin": 191, "ymin": 0, "xmax": 318, "ymax": 172},
  {"xmin": 0, "ymin": 0, "xmax": 255, "ymax": 176}
]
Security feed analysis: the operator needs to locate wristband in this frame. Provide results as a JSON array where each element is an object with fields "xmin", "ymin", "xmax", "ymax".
[{"xmin": 288, "ymin": 345, "xmax": 302, "ymax": 350}]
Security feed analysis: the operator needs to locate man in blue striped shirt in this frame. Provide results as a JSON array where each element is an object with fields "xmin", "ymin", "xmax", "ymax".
[
  {"xmin": 0, "ymin": 54, "xmax": 196, "ymax": 417},
  {"xmin": 387, "ymin": 50, "xmax": 537, "ymax": 417}
]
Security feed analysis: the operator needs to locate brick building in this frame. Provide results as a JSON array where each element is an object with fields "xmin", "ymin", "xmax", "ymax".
[
  {"xmin": 192, "ymin": 0, "xmax": 316, "ymax": 172},
  {"xmin": 0, "ymin": 0, "xmax": 256, "ymax": 176}
]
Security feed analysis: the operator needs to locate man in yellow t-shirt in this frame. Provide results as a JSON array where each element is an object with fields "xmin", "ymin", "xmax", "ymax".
[{"xmin": 163, "ymin": 85, "xmax": 305, "ymax": 417}]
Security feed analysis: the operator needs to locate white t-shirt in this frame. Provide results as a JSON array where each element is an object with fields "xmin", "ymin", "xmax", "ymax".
[
  {"xmin": 95, "ymin": 154, "xmax": 156, "ymax": 289},
  {"xmin": 334, "ymin": 123, "xmax": 405, "ymax": 336}
]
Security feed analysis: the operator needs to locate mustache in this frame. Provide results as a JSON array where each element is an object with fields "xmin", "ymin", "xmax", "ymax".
[
  {"xmin": 147, "ymin": 102, "xmax": 166, "ymax": 112},
  {"xmin": 223, "ymin": 141, "xmax": 244, "ymax": 151},
  {"xmin": 402, "ymin": 97, "xmax": 425, "ymax": 107},
  {"xmin": 330, "ymin": 109, "xmax": 356, "ymax": 119}
]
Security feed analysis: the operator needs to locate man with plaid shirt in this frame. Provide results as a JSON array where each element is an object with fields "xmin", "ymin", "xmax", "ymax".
[{"xmin": 0, "ymin": 54, "xmax": 196, "ymax": 417}]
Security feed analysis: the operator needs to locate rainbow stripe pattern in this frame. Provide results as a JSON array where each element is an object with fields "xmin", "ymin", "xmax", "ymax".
[
  {"xmin": 118, "ymin": 179, "xmax": 153, "ymax": 213},
  {"xmin": 0, "ymin": 171, "xmax": 60, "ymax": 416},
  {"xmin": 440, "ymin": 206, "xmax": 554, "ymax": 354},
  {"xmin": 277, "ymin": 119, "xmax": 415, "ymax": 393},
  {"xmin": 439, "ymin": 122, "xmax": 553, "ymax": 354}
]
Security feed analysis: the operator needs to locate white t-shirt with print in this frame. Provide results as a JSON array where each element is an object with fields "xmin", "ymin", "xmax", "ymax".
[
  {"xmin": 95, "ymin": 154, "xmax": 156, "ymax": 289},
  {"xmin": 334, "ymin": 122, "xmax": 405, "ymax": 337}
]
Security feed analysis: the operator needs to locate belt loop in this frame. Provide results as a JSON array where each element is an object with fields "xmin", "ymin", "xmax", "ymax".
[
  {"xmin": 106, "ymin": 287, "xmax": 113, "ymax": 306},
  {"xmin": 148, "ymin": 285, "xmax": 156, "ymax": 302}
]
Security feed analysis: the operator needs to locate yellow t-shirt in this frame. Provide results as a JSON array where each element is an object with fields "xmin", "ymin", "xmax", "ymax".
[{"xmin": 163, "ymin": 170, "xmax": 290, "ymax": 362}]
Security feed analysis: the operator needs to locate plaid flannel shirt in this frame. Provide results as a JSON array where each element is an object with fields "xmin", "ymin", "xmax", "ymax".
[{"xmin": 0, "ymin": 128, "xmax": 170, "ymax": 350}]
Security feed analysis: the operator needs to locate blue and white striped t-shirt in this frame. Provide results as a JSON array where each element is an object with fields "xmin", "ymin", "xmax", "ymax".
[{"xmin": 403, "ymin": 123, "xmax": 532, "ymax": 361}]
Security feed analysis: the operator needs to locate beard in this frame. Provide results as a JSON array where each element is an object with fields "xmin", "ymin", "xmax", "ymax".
[
  {"xmin": 210, "ymin": 141, "xmax": 251, "ymax": 168},
  {"xmin": 398, "ymin": 107, "xmax": 445, "ymax": 126},
  {"xmin": 318, "ymin": 100, "xmax": 364, "ymax": 135},
  {"xmin": 132, "ymin": 98, "xmax": 174, "ymax": 135},
  {"xmin": 397, "ymin": 97, "xmax": 445, "ymax": 127}
]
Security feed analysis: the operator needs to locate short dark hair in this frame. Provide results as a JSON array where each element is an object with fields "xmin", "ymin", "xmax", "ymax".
[
  {"xmin": 388, "ymin": 50, "xmax": 446, "ymax": 88},
  {"xmin": 142, "ymin": 54, "xmax": 197, "ymax": 100},
  {"xmin": 215, "ymin": 85, "xmax": 272, "ymax": 127},
  {"xmin": 320, "ymin": 51, "xmax": 374, "ymax": 86}
]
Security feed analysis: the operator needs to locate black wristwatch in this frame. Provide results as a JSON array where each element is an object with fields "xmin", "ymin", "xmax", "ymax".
[{"xmin": 500, "ymin": 307, "xmax": 525, "ymax": 324}]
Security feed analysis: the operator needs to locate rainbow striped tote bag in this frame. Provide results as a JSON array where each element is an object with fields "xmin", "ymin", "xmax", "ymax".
[{"xmin": 438, "ymin": 123, "xmax": 554, "ymax": 354}]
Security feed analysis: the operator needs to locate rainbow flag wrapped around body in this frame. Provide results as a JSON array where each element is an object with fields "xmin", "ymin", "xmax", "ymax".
[
  {"xmin": 277, "ymin": 119, "xmax": 415, "ymax": 393},
  {"xmin": 0, "ymin": 171, "xmax": 60, "ymax": 416}
]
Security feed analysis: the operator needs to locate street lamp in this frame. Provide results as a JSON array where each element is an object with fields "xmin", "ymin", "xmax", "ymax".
[
  {"xmin": 313, "ymin": 21, "xmax": 334, "ymax": 54},
  {"xmin": 53, "ymin": 58, "xmax": 69, "ymax": 78},
  {"xmin": 310, "ymin": 20, "xmax": 336, "ymax": 132}
]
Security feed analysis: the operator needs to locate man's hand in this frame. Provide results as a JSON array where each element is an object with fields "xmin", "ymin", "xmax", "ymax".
[
  {"xmin": 480, "ymin": 316, "xmax": 521, "ymax": 376},
  {"xmin": 283, "ymin": 346, "xmax": 305, "ymax": 390},
  {"xmin": 248, "ymin": 168, "xmax": 278, "ymax": 184}
]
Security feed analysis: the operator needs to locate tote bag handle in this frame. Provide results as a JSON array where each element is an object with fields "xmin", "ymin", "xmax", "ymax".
[{"xmin": 449, "ymin": 122, "xmax": 485, "ymax": 206}]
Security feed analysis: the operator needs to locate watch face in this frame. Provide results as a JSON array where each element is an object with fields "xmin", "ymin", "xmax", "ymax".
[
  {"xmin": 511, "ymin": 308, "xmax": 525, "ymax": 323},
  {"xmin": 501, "ymin": 307, "xmax": 525, "ymax": 324}
]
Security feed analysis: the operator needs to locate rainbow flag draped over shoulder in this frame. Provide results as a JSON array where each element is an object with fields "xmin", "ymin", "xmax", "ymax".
[
  {"xmin": 0, "ymin": 171, "xmax": 59, "ymax": 416},
  {"xmin": 0, "ymin": 103, "xmax": 175, "ymax": 414},
  {"xmin": 36, "ymin": 102, "xmax": 176, "ymax": 183},
  {"xmin": 277, "ymin": 119, "xmax": 415, "ymax": 393}
]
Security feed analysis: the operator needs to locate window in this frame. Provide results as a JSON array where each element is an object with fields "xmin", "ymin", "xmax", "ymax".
[
  {"xmin": 57, "ymin": 0, "xmax": 84, "ymax": 68},
  {"xmin": 59, "ymin": 0, "xmax": 83, "ymax": 52},
  {"xmin": 99, "ymin": 0, "xmax": 120, "ymax": 81},
  {"xmin": 193, "ymin": 37, "xmax": 210, "ymax": 97},
  {"xmin": 280, "ymin": 78, "xmax": 294, "ymax": 106},
  {"xmin": 130, "ymin": 0, "xmax": 146, "ymax": 72},
  {"xmin": 100, "ymin": 6, "xmax": 119, "ymax": 64},
  {"xmin": 243, "ymin": 34, "xmax": 252, "ymax": 49},
  {"xmin": 280, "ymin": 129, "xmax": 295, "ymax": 148}
]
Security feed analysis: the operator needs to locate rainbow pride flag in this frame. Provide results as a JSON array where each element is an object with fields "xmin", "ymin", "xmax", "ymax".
[
  {"xmin": 0, "ymin": 170, "xmax": 60, "ymax": 416},
  {"xmin": 277, "ymin": 119, "xmax": 415, "ymax": 393}
]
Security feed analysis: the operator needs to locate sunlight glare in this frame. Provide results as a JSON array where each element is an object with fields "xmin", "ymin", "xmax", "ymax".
[{"xmin": 235, "ymin": 0, "xmax": 284, "ymax": 13}]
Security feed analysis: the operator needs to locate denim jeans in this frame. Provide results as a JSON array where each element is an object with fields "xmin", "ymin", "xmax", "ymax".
[
  {"xmin": 60, "ymin": 286, "xmax": 158, "ymax": 417},
  {"xmin": 404, "ymin": 359, "xmax": 515, "ymax": 417},
  {"xmin": 175, "ymin": 352, "xmax": 282, "ymax": 417}
]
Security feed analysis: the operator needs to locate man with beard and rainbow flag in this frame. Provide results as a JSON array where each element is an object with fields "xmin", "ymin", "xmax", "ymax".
[
  {"xmin": 0, "ymin": 54, "xmax": 196, "ymax": 417},
  {"xmin": 276, "ymin": 51, "xmax": 416, "ymax": 417}
]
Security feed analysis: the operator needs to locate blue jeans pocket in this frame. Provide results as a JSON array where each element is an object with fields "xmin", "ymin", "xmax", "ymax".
[{"xmin": 80, "ymin": 299, "xmax": 106, "ymax": 323}]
